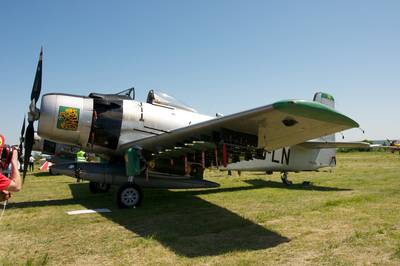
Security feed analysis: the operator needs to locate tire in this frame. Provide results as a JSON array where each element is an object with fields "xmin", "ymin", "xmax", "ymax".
[
  {"xmin": 190, "ymin": 164, "xmax": 204, "ymax": 179},
  {"xmin": 117, "ymin": 183, "xmax": 143, "ymax": 208},
  {"xmin": 49, "ymin": 166, "xmax": 59, "ymax": 175},
  {"xmin": 89, "ymin": 181, "xmax": 111, "ymax": 193}
]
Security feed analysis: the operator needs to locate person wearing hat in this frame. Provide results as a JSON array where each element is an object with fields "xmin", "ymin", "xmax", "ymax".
[{"xmin": 0, "ymin": 135, "xmax": 22, "ymax": 201}]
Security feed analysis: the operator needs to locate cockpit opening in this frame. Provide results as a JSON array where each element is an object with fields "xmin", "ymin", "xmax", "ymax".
[{"xmin": 146, "ymin": 90, "xmax": 197, "ymax": 113}]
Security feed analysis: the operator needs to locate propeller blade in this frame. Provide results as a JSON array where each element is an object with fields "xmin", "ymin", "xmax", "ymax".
[
  {"xmin": 31, "ymin": 47, "xmax": 43, "ymax": 103},
  {"xmin": 23, "ymin": 122, "xmax": 34, "ymax": 181},
  {"xmin": 24, "ymin": 47, "xmax": 44, "ymax": 181},
  {"xmin": 19, "ymin": 116, "xmax": 26, "ymax": 153},
  {"xmin": 20, "ymin": 115, "xmax": 26, "ymax": 137}
]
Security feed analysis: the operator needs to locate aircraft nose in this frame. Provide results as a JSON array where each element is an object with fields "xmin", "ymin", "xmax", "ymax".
[{"xmin": 38, "ymin": 93, "xmax": 94, "ymax": 147}]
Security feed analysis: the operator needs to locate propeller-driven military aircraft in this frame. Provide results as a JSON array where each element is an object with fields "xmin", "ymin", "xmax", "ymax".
[{"xmin": 23, "ymin": 48, "xmax": 363, "ymax": 208}]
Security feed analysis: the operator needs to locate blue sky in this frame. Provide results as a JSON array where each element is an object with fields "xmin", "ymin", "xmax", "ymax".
[{"xmin": 1, "ymin": 1, "xmax": 399, "ymax": 144}]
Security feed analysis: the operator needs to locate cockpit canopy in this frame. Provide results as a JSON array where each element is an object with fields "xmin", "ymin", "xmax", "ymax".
[
  {"xmin": 146, "ymin": 90, "xmax": 197, "ymax": 113},
  {"xmin": 88, "ymin": 88, "xmax": 197, "ymax": 113}
]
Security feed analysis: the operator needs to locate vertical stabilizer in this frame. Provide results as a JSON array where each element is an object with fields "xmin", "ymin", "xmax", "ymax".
[
  {"xmin": 313, "ymin": 92, "xmax": 335, "ymax": 109},
  {"xmin": 312, "ymin": 92, "xmax": 336, "ymax": 167},
  {"xmin": 313, "ymin": 92, "xmax": 335, "ymax": 142}
]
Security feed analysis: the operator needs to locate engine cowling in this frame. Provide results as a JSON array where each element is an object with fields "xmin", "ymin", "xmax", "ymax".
[{"xmin": 38, "ymin": 93, "xmax": 93, "ymax": 147}]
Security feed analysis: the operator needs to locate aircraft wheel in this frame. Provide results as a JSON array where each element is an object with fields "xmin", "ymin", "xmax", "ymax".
[
  {"xmin": 89, "ymin": 181, "xmax": 111, "ymax": 193},
  {"xmin": 49, "ymin": 166, "xmax": 59, "ymax": 175},
  {"xmin": 190, "ymin": 164, "xmax": 204, "ymax": 179},
  {"xmin": 117, "ymin": 183, "xmax": 143, "ymax": 208}
]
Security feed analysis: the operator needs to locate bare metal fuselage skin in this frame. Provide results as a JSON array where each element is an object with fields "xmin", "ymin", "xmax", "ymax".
[
  {"xmin": 38, "ymin": 93, "xmax": 212, "ymax": 155},
  {"xmin": 37, "ymin": 92, "xmax": 335, "ymax": 175},
  {"xmin": 226, "ymin": 146, "xmax": 335, "ymax": 172}
]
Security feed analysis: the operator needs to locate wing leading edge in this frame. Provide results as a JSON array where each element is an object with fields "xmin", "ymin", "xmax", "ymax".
[{"xmin": 120, "ymin": 100, "xmax": 359, "ymax": 153}]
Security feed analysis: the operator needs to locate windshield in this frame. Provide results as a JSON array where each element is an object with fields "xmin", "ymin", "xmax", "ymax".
[{"xmin": 116, "ymin": 87, "xmax": 135, "ymax": 100}]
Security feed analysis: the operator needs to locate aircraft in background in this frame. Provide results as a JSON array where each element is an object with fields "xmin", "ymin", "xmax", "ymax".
[
  {"xmin": 22, "ymin": 48, "xmax": 363, "ymax": 207},
  {"xmin": 386, "ymin": 139, "xmax": 400, "ymax": 154},
  {"xmin": 29, "ymin": 133, "xmax": 78, "ymax": 170}
]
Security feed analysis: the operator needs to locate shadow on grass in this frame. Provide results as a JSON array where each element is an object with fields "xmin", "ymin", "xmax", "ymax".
[
  {"xmin": 168, "ymin": 179, "xmax": 351, "ymax": 198},
  {"xmin": 244, "ymin": 179, "xmax": 352, "ymax": 192},
  {"xmin": 10, "ymin": 180, "xmax": 295, "ymax": 257},
  {"xmin": 9, "ymin": 178, "xmax": 351, "ymax": 257}
]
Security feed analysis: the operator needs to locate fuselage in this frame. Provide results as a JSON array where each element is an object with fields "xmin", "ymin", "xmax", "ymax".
[
  {"xmin": 226, "ymin": 146, "xmax": 336, "ymax": 172},
  {"xmin": 37, "ymin": 93, "xmax": 213, "ymax": 156},
  {"xmin": 37, "ymin": 91, "xmax": 336, "ymax": 173}
]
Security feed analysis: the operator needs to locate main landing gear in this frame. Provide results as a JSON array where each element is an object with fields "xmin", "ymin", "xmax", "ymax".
[
  {"xmin": 281, "ymin": 172, "xmax": 292, "ymax": 185},
  {"xmin": 117, "ymin": 183, "xmax": 143, "ymax": 208},
  {"xmin": 89, "ymin": 181, "xmax": 111, "ymax": 193},
  {"xmin": 88, "ymin": 181, "xmax": 143, "ymax": 208}
]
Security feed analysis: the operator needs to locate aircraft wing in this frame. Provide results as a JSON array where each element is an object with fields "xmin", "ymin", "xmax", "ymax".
[
  {"xmin": 298, "ymin": 141, "xmax": 371, "ymax": 149},
  {"xmin": 120, "ymin": 100, "xmax": 359, "ymax": 153}
]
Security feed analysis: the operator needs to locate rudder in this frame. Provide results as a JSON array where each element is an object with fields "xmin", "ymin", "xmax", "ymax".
[
  {"xmin": 313, "ymin": 92, "xmax": 336, "ymax": 167},
  {"xmin": 313, "ymin": 92, "xmax": 335, "ymax": 142}
]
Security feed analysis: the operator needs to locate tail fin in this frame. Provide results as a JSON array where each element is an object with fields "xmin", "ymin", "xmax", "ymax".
[
  {"xmin": 313, "ymin": 92, "xmax": 335, "ymax": 142},
  {"xmin": 312, "ymin": 92, "xmax": 336, "ymax": 167}
]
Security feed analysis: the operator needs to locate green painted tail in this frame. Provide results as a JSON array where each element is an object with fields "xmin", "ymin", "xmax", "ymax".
[
  {"xmin": 313, "ymin": 92, "xmax": 336, "ymax": 167},
  {"xmin": 313, "ymin": 92, "xmax": 336, "ymax": 142}
]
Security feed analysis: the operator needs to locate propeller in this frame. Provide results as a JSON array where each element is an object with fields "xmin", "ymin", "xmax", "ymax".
[
  {"xmin": 23, "ymin": 47, "xmax": 43, "ymax": 181},
  {"xmin": 18, "ymin": 116, "xmax": 26, "ymax": 171},
  {"xmin": 19, "ymin": 116, "xmax": 26, "ymax": 154}
]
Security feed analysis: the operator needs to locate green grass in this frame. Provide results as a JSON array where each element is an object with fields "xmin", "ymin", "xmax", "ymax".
[{"xmin": 1, "ymin": 152, "xmax": 400, "ymax": 265}]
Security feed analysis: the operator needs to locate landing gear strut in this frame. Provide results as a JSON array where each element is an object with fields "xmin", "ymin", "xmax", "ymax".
[
  {"xmin": 74, "ymin": 163, "xmax": 81, "ymax": 183},
  {"xmin": 281, "ymin": 172, "xmax": 292, "ymax": 185}
]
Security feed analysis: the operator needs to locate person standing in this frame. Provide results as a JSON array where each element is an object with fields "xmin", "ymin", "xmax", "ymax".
[
  {"xmin": 29, "ymin": 155, "xmax": 35, "ymax": 172},
  {"xmin": 0, "ymin": 135, "xmax": 22, "ymax": 201}
]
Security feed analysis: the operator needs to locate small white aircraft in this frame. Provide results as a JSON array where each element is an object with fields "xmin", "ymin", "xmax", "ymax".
[{"xmin": 22, "ymin": 49, "xmax": 365, "ymax": 207}]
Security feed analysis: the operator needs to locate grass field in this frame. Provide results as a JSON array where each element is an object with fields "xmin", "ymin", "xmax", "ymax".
[{"xmin": 1, "ymin": 152, "xmax": 399, "ymax": 265}]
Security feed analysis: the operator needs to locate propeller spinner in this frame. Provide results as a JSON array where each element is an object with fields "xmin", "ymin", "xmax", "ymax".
[{"xmin": 23, "ymin": 47, "xmax": 43, "ymax": 181}]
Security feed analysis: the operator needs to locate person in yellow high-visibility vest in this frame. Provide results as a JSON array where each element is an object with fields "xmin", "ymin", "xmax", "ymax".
[
  {"xmin": 76, "ymin": 150, "xmax": 86, "ymax": 163},
  {"xmin": 75, "ymin": 150, "xmax": 86, "ymax": 182}
]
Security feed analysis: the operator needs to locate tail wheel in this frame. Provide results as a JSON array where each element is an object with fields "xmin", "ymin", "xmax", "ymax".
[
  {"xmin": 117, "ymin": 183, "xmax": 143, "ymax": 208},
  {"xmin": 89, "ymin": 181, "xmax": 111, "ymax": 193}
]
